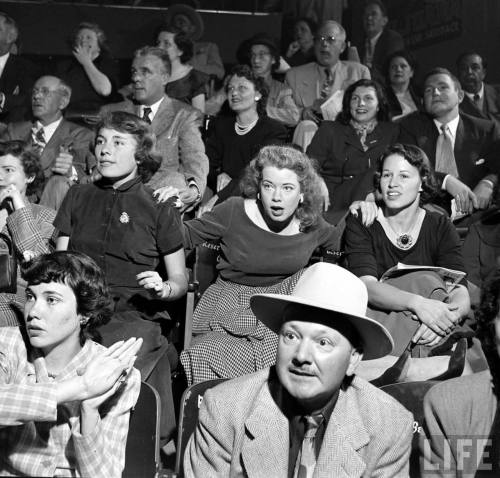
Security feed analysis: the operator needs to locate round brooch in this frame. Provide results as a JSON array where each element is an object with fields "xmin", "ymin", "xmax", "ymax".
[
  {"xmin": 119, "ymin": 212, "xmax": 130, "ymax": 224},
  {"xmin": 396, "ymin": 233, "xmax": 413, "ymax": 250}
]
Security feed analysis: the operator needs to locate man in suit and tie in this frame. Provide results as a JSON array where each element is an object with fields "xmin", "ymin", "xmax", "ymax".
[
  {"xmin": 399, "ymin": 67, "xmax": 500, "ymax": 215},
  {"xmin": 185, "ymin": 263, "xmax": 413, "ymax": 478},
  {"xmin": 457, "ymin": 51, "xmax": 500, "ymax": 129},
  {"xmin": 1, "ymin": 75, "xmax": 94, "ymax": 209},
  {"xmin": 101, "ymin": 46, "xmax": 208, "ymax": 210}
]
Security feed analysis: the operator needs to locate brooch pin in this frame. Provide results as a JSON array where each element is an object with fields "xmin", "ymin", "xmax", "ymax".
[{"xmin": 119, "ymin": 212, "xmax": 130, "ymax": 224}]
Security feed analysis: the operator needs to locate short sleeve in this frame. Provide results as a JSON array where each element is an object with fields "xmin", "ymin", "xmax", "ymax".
[
  {"xmin": 54, "ymin": 185, "xmax": 76, "ymax": 236},
  {"xmin": 435, "ymin": 215, "xmax": 465, "ymax": 272},
  {"xmin": 156, "ymin": 203, "xmax": 184, "ymax": 255},
  {"xmin": 344, "ymin": 214, "xmax": 379, "ymax": 278}
]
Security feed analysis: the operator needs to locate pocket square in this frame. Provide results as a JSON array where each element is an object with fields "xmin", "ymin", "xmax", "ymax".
[{"xmin": 475, "ymin": 158, "xmax": 485, "ymax": 165}]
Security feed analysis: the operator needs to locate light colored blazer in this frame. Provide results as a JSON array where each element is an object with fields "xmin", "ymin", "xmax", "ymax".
[
  {"xmin": 101, "ymin": 95, "xmax": 209, "ymax": 194},
  {"xmin": 184, "ymin": 367, "xmax": 413, "ymax": 478},
  {"xmin": 285, "ymin": 61, "xmax": 371, "ymax": 111}
]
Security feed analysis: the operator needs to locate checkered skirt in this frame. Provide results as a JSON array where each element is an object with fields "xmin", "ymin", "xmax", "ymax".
[{"xmin": 180, "ymin": 270, "xmax": 305, "ymax": 384}]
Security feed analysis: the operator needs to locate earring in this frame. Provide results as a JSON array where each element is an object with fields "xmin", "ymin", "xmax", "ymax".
[
  {"xmin": 80, "ymin": 317, "xmax": 89, "ymax": 326},
  {"xmin": 257, "ymin": 192, "xmax": 260, "ymax": 200},
  {"xmin": 418, "ymin": 188, "xmax": 423, "ymax": 193},
  {"xmin": 255, "ymin": 96, "xmax": 260, "ymax": 101},
  {"xmin": 299, "ymin": 194, "xmax": 304, "ymax": 204}
]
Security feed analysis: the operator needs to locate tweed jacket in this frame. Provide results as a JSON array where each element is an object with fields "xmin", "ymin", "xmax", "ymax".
[
  {"xmin": 184, "ymin": 367, "xmax": 413, "ymax": 478},
  {"xmin": 460, "ymin": 83, "xmax": 500, "ymax": 129},
  {"xmin": 285, "ymin": 61, "xmax": 371, "ymax": 112},
  {"xmin": 101, "ymin": 95, "xmax": 209, "ymax": 194},
  {"xmin": 398, "ymin": 111, "xmax": 500, "ymax": 189},
  {"xmin": 421, "ymin": 370, "xmax": 497, "ymax": 477},
  {"xmin": 1, "ymin": 119, "xmax": 95, "ymax": 180}
]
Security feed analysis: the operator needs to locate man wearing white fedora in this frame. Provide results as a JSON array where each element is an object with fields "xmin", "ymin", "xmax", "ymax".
[{"xmin": 184, "ymin": 262, "xmax": 413, "ymax": 478}]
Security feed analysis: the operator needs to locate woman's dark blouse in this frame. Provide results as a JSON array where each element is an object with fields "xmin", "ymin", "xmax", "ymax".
[
  {"xmin": 288, "ymin": 48, "xmax": 315, "ymax": 67},
  {"xmin": 166, "ymin": 69, "xmax": 209, "ymax": 105},
  {"xmin": 345, "ymin": 211, "xmax": 465, "ymax": 279},
  {"xmin": 54, "ymin": 177, "xmax": 183, "ymax": 291},
  {"xmin": 206, "ymin": 115, "xmax": 288, "ymax": 201}
]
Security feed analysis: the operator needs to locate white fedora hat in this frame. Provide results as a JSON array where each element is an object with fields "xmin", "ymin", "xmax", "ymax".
[{"xmin": 250, "ymin": 263, "xmax": 393, "ymax": 360}]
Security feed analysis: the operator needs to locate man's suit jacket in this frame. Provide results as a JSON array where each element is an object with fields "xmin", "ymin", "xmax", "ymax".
[
  {"xmin": 460, "ymin": 83, "xmax": 500, "ymax": 129},
  {"xmin": 398, "ymin": 111, "xmax": 500, "ymax": 188},
  {"xmin": 184, "ymin": 367, "xmax": 413, "ymax": 478},
  {"xmin": 0, "ymin": 54, "xmax": 39, "ymax": 123},
  {"xmin": 101, "ymin": 95, "xmax": 209, "ymax": 194},
  {"xmin": 421, "ymin": 370, "xmax": 497, "ymax": 477},
  {"xmin": 1, "ymin": 118, "xmax": 95, "ymax": 180},
  {"xmin": 285, "ymin": 61, "xmax": 371, "ymax": 111}
]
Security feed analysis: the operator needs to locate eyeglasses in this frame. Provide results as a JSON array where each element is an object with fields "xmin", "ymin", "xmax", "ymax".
[
  {"xmin": 315, "ymin": 35, "xmax": 339, "ymax": 45},
  {"xmin": 32, "ymin": 87, "xmax": 62, "ymax": 98}
]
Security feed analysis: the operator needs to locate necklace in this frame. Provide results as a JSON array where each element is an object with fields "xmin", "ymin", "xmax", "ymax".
[
  {"xmin": 378, "ymin": 208, "xmax": 426, "ymax": 251},
  {"xmin": 234, "ymin": 117, "xmax": 258, "ymax": 136}
]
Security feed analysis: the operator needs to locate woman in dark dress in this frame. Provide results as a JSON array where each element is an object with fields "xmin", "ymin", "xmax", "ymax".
[
  {"xmin": 307, "ymin": 78, "xmax": 399, "ymax": 224},
  {"xmin": 285, "ymin": 17, "xmax": 317, "ymax": 67},
  {"xmin": 56, "ymin": 22, "xmax": 119, "ymax": 116},
  {"xmin": 54, "ymin": 111, "xmax": 187, "ymax": 444},
  {"xmin": 345, "ymin": 144, "xmax": 471, "ymax": 381}
]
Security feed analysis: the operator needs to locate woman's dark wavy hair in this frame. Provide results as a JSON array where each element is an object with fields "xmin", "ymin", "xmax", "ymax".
[
  {"xmin": 476, "ymin": 266, "xmax": 500, "ymax": 395},
  {"xmin": 293, "ymin": 17, "xmax": 317, "ymax": 39},
  {"xmin": 337, "ymin": 79, "xmax": 390, "ymax": 124},
  {"xmin": 225, "ymin": 64, "xmax": 269, "ymax": 117},
  {"xmin": 156, "ymin": 25, "xmax": 194, "ymax": 64},
  {"xmin": 374, "ymin": 143, "xmax": 439, "ymax": 205},
  {"xmin": 71, "ymin": 22, "xmax": 110, "ymax": 55},
  {"xmin": 240, "ymin": 145, "xmax": 323, "ymax": 231},
  {"xmin": 0, "ymin": 140, "xmax": 44, "ymax": 197},
  {"xmin": 21, "ymin": 251, "xmax": 113, "ymax": 345},
  {"xmin": 95, "ymin": 111, "xmax": 161, "ymax": 183},
  {"xmin": 385, "ymin": 49, "xmax": 417, "ymax": 81}
]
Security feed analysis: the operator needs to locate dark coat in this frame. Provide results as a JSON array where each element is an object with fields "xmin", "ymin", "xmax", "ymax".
[{"xmin": 459, "ymin": 83, "xmax": 500, "ymax": 130}]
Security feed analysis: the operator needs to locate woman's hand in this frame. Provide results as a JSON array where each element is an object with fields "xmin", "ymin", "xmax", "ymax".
[
  {"xmin": 286, "ymin": 41, "xmax": 300, "ymax": 58},
  {"xmin": 136, "ymin": 270, "xmax": 169, "ymax": 299},
  {"xmin": 349, "ymin": 200, "xmax": 378, "ymax": 226},
  {"xmin": 318, "ymin": 177, "xmax": 330, "ymax": 212},
  {"xmin": 412, "ymin": 323, "xmax": 443, "ymax": 347},
  {"xmin": 73, "ymin": 44, "xmax": 94, "ymax": 66},
  {"xmin": 198, "ymin": 194, "xmax": 218, "ymax": 216},
  {"xmin": 408, "ymin": 295, "xmax": 460, "ymax": 336},
  {"xmin": 0, "ymin": 184, "xmax": 26, "ymax": 211},
  {"xmin": 216, "ymin": 172, "xmax": 231, "ymax": 192}
]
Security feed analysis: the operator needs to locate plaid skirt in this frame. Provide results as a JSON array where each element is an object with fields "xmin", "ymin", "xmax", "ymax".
[{"xmin": 180, "ymin": 270, "xmax": 304, "ymax": 385}]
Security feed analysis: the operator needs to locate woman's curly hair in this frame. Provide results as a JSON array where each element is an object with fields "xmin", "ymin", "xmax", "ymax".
[
  {"xmin": 240, "ymin": 145, "xmax": 324, "ymax": 231},
  {"xmin": 373, "ymin": 143, "xmax": 439, "ymax": 205},
  {"xmin": 226, "ymin": 64, "xmax": 269, "ymax": 117},
  {"xmin": 21, "ymin": 251, "xmax": 113, "ymax": 345},
  {"xmin": 95, "ymin": 111, "xmax": 161, "ymax": 183}
]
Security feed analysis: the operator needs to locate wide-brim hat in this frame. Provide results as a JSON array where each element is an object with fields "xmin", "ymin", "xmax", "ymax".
[
  {"xmin": 165, "ymin": 4, "xmax": 204, "ymax": 41},
  {"xmin": 250, "ymin": 263, "xmax": 393, "ymax": 360},
  {"xmin": 245, "ymin": 32, "xmax": 279, "ymax": 55}
]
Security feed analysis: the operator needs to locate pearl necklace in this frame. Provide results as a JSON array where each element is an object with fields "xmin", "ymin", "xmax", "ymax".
[
  {"xmin": 377, "ymin": 208, "xmax": 426, "ymax": 251},
  {"xmin": 234, "ymin": 118, "xmax": 258, "ymax": 136}
]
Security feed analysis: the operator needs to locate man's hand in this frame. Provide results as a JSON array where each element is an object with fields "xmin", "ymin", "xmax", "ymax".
[
  {"xmin": 445, "ymin": 176, "xmax": 478, "ymax": 214},
  {"xmin": 472, "ymin": 180, "xmax": 494, "ymax": 210},
  {"xmin": 198, "ymin": 194, "xmax": 218, "ymax": 216},
  {"xmin": 349, "ymin": 200, "xmax": 378, "ymax": 226},
  {"xmin": 52, "ymin": 151, "xmax": 74, "ymax": 176},
  {"xmin": 301, "ymin": 105, "xmax": 322, "ymax": 123},
  {"xmin": 318, "ymin": 177, "xmax": 330, "ymax": 211},
  {"xmin": 153, "ymin": 186, "xmax": 180, "ymax": 203},
  {"xmin": 216, "ymin": 172, "xmax": 231, "ymax": 192}
]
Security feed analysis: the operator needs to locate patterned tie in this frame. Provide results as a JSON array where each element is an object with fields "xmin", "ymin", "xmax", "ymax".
[
  {"xmin": 142, "ymin": 107, "xmax": 152, "ymax": 124},
  {"xmin": 32, "ymin": 127, "xmax": 46, "ymax": 152},
  {"xmin": 435, "ymin": 124, "xmax": 458, "ymax": 176},
  {"xmin": 364, "ymin": 38, "xmax": 374, "ymax": 68},
  {"xmin": 319, "ymin": 68, "xmax": 334, "ymax": 101},
  {"xmin": 294, "ymin": 415, "xmax": 323, "ymax": 478}
]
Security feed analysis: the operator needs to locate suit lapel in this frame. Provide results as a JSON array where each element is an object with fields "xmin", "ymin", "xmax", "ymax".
[
  {"xmin": 0, "ymin": 55, "xmax": 17, "ymax": 93},
  {"xmin": 40, "ymin": 119, "xmax": 70, "ymax": 171},
  {"xmin": 241, "ymin": 384, "xmax": 289, "ymax": 478},
  {"xmin": 151, "ymin": 95, "xmax": 174, "ymax": 137},
  {"xmin": 484, "ymin": 84, "xmax": 500, "ymax": 118},
  {"xmin": 454, "ymin": 117, "xmax": 465, "ymax": 160}
]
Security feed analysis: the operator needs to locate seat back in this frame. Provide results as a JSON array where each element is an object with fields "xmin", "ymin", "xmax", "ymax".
[
  {"xmin": 123, "ymin": 381, "xmax": 161, "ymax": 478},
  {"xmin": 175, "ymin": 378, "xmax": 227, "ymax": 476},
  {"xmin": 380, "ymin": 380, "xmax": 439, "ymax": 478}
]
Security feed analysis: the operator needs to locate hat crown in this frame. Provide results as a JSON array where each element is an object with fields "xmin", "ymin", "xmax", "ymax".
[{"xmin": 291, "ymin": 263, "xmax": 368, "ymax": 317}]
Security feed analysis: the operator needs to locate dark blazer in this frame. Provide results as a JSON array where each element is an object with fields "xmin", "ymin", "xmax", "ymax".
[
  {"xmin": 460, "ymin": 83, "xmax": 500, "ymax": 129},
  {"xmin": 0, "ymin": 54, "xmax": 39, "ymax": 123},
  {"xmin": 385, "ymin": 84, "xmax": 423, "ymax": 119},
  {"xmin": 398, "ymin": 111, "xmax": 500, "ymax": 188}
]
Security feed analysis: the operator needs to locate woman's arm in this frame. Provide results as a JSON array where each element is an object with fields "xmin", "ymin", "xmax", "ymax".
[
  {"xmin": 73, "ymin": 48, "xmax": 112, "ymax": 96},
  {"xmin": 448, "ymin": 284, "xmax": 471, "ymax": 320},
  {"xmin": 191, "ymin": 93, "xmax": 205, "ymax": 113}
]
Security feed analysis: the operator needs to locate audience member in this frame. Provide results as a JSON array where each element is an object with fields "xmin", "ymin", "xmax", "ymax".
[
  {"xmin": 307, "ymin": 78, "xmax": 398, "ymax": 224},
  {"xmin": 1, "ymin": 75, "xmax": 95, "ymax": 209},
  {"xmin": 0, "ymin": 251, "xmax": 142, "ymax": 478},
  {"xmin": 285, "ymin": 17, "xmax": 317, "ymax": 67},
  {"xmin": 398, "ymin": 67, "xmax": 500, "ymax": 216},
  {"xmin": 201, "ymin": 65, "xmax": 288, "ymax": 211},
  {"xmin": 54, "ymin": 111, "xmax": 188, "ymax": 444},
  {"xmin": 345, "ymin": 144, "xmax": 471, "ymax": 381},
  {"xmin": 385, "ymin": 50, "xmax": 422, "ymax": 120},
  {"xmin": 165, "ymin": 3, "xmax": 225, "ymax": 80},
  {"xmin": 101, "ymin": 46, "xmax": 209, "ymax": 211},
  {"xmin": 156, "ymin": 25, "xmax": 208, "ymax": 112},
  {"xmin": 184, "ymin": 262, "xmax": 413, "ymax": 477},
  {"xmin": 55, "ymin": 22, "xmax": 119, "ymax": 116},
  {"xmin": 359, "ymin": 0, "xmax": 404, "ymax": 84},
  {"xmin": 0, "ymin": 12, "xmax": 37, "ymax": 124},
  {"xmin": 180, "ymin": 145, "xmax": 344, "ymax": 385},
  {"xmin": 421, "ymin": 265, "xmax": 500, "ymax": 477},
  {"xmin": 285, "ymin": 20, "xmax": 370, "ymax": 150},
  {"xmin": 0, "ymin": 141, "xmax": 57, "ymax": 326},
  {"xmin": 457, "ymin": 51, "xmax": 500, "ymax": 129}
]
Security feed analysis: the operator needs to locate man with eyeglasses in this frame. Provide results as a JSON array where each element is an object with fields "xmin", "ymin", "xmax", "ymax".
[
  {"xmin": 1, "ymin": 75, "xmax": 94, "ymax": 209},
  {"xmin": 285, "ymin": 20, "xmax": 370, "ymax": 151}
]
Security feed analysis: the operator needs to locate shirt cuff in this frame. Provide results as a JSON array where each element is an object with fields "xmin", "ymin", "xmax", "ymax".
[
  {"xmin": 441, "ymin": 174, "xmax": 450, "ymax": 190},
  {"xmin": 0, "ymin": 92, "xmax": 5, "ymax": 110},
  {"xmin": 69, "ymin": 166, "xmax": 79, "ymax": 182}
]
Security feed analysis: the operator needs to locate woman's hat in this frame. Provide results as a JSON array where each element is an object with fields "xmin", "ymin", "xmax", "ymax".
[
  {"xmin": 250, "ymin": 263, "xmax": 394, "ymax": 360},
  {"xmin": 165, "ymin": 4, "xmax": 204, "ymax": 41}
]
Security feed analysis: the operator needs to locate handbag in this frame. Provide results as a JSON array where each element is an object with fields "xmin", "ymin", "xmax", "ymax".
[{"xmin": 0, "ymin": 232, "xmax": 17, "ymax": 293}]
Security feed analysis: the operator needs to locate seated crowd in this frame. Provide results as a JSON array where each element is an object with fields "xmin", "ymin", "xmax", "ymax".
[{"xmin": 1, "ymin": 1, "xmax": 500, "ymax": 477}]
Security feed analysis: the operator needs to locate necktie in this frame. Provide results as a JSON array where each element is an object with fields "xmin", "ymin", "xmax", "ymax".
[
  {"xmin": 142, "ymin": 107, "xmax": 152, "ymax": 124},
  {"xmin": 319, "ymin": 69, "xmax": 334, "ymax": 101},
  {"xmin": 473, "ymin": 93, "xmax": 484, "ymax": 112},
  {"xmin": 364, "ymin": 39, "xmax": 373, "ymax": 68},
  {"xmin": 294, "ymin": 415, "xmax": 323, "ymax": 478},
  {"xmin": 435, "ymin": 124, "xmax": 458, "ymax": 177},
  {"xmin": 32, "ymin": 127, "xmax": 46, "ymax": 151}
]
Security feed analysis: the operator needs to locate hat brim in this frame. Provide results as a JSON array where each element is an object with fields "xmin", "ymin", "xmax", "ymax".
[
  {"xmin": 165, "ymin": 4, "xmax": 204, "ymax": 41},
  {"xmin": 250, "ymin": 294, "xmax": 394, "ymax": 360}
]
